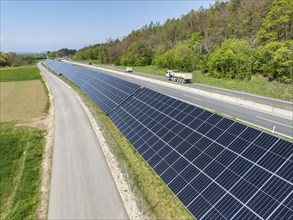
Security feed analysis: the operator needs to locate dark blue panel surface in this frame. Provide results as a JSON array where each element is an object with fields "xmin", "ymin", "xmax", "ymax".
[
  {"xmin": 43, "ymin": 60, "xmax": 141, "ymax": 114},
  {"xmin": 107, "ymin": 88, "xmax": 293, "ymax": 219}
]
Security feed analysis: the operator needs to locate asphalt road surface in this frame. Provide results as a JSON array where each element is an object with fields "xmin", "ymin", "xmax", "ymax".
[
  {"xmin": 76, "ymin": 63, "xmax": 293, "ymax": 138},
  {"xmin": 39, "ymin": 64, "xmax": 128, "ymax": 219},
  {"xmin": 126, "ymin": 70, "xmax": 293, "ymax": 110}
]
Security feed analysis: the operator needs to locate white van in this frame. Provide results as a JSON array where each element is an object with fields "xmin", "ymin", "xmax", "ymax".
[{"xmin": 126, "ymin": 67, "xmax": 133, "ymax": 72}]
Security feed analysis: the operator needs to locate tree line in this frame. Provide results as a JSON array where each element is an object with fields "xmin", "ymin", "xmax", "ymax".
[
  {"xmin": 0, "ymin": 52, "xmax": 46, "ymax": 67},
  {"xmin": 47, "ymin": 48, "xmax": 77, "ymax": 59},
  {"xmin": 75, "ymin": 0, "xmax": 292, "ymax": 83}
]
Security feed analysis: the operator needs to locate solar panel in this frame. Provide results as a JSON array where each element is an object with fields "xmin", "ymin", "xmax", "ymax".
[
  {"xmin": 43, "ymin": 60, "xmax": 293, "ymax": 219},
  {"xmin": 43, "ymin": 60, "xmax": 141, "ymax": 114},
  {"xmin": 108, "ymin": 88, "xmax": 293, "ymax": 219}
]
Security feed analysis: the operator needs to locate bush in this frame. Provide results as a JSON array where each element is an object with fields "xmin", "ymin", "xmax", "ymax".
[
  {"xmin": 255, "ymin": 41, "xmax": 293, "ymax": 83},
  {"xmin": 208, "ymin": 39, "xmax": 253, "ymax": 80},
  {"xmin": 121, "ymin": 41, "xmax": 153, "ymax": 66},
  {"xmin": 152, "ymin": 40, "xmax": 199, "ymax": 72}
]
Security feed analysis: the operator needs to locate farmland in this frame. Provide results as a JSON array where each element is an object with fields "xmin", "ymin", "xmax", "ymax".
[
  {"xmin": 0, "ymin": 66, "xmax": 41, "ymax": 82},
  {"xmin": 0, "ymin": 81, "xmax": 47, "ymax": 121},
  {"xmin": 0, "ymin": 65, "xmax": 48, "ymax": 219},
  {"xmin": 0, "ymin": 123, "xmax": 45, "ymax": 219}
]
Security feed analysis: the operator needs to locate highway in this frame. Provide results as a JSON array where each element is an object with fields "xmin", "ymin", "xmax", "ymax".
[
  {"xmin": 39, "ymin": 63, "xmax": 128, "ymax": 219},
  {"xmin": 72, "ymin": 62, "xmax": 293, "ymax": 139},
  {"xmin": 123, "ymin": 70, "xmax": 293, "ymax": 110}
]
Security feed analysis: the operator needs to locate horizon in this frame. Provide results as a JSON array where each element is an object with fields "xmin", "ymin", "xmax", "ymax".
[{"xmin": 1, "ymin": 0, "xmax": 215, "ymax": 53}]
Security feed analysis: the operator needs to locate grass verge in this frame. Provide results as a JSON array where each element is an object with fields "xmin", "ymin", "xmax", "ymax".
[
  {"xmin": 39, "ymin": 72, "xmax": 50, "ymax": 114},
  {"xmin": 55, "ymin": 72, "xmax": 193, "ymax": 219},
  {"xmin": 191, "ymin": 71, "xmax": 293, "ymax": 102},
  {"xmin": 0, "ymin": 66, "xmax": 41, "ymax": 82},
  {"xmin": 0, "ymin": 122, "xmax": 45, "ymax": 220}
]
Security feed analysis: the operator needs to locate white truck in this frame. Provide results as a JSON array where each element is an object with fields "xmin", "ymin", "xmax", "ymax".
[{"xmin": 166, "ymin": 70, "xmax": 192, "ymax": 83}]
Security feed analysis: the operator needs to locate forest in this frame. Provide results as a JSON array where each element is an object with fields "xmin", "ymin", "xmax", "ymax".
[{"xmin": 65, "ymin": 0, "xmax": 292, "ymax": 83}]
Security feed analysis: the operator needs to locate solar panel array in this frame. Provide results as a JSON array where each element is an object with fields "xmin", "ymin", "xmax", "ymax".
[
  {"xmin": 43, "ymin": 60, "xmax": 141, "ymax": 114},
  {"xmin": 109, "ymin": 88, "xmax": 293, "ymax": 219},
  {"xmin": 43, "ymin": 60, "xmax": 293, "ymax": 220}
]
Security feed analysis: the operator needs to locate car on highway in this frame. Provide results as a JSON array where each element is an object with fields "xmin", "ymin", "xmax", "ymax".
[{"xmin": 126, "ymin": 67, "xmax": 133, "ymax": 72}]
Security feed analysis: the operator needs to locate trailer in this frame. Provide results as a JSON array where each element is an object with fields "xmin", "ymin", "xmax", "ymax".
[{"xmin": 166, "ymin": 70, "xmax": 192, "ymax": 83}]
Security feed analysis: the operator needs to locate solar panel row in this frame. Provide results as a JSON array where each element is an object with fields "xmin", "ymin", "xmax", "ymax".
[
  {"xmin": 43, "ymin": 60, "xmax": 293, "ymax": 220},
  {"xmin": 109, "ymin": 88, "xmax": 292, "ymax": 219},
  {"xmin": 43, "ymin": 60, "xmax": 141, "ymax": 114}
]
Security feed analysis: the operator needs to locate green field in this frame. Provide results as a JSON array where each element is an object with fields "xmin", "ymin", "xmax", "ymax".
[
  {"xmin": 93, "ymin": 63, "xmax": 293, "ymax": 102},
  {"xmin": 0, "ymin": 123, "xmax": 45, "ymax": 219},
  {"xmin": 0, "ymin": 65, "xmax": 48, "ymax": 219},
  {"xmin": 0, "ymin": 66, "xmax": 41, "ymax": 82}
]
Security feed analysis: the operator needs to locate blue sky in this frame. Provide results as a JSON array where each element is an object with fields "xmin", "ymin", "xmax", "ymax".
[{"xmin": 1, "ymin": 0, "xmax": 215, "ymax": 52}]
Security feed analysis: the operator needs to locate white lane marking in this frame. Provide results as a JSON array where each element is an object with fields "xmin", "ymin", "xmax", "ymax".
[
  {"xmin": 256, "ymin": 116, "xmax": 293, "ymax": 129},
  {"xmin": 146, "ymin": 84, "xmax": 157, "ymax": 88},
  {"xmin": 183, "ymin": 94, "xmax": 202, "ymax": 101}
]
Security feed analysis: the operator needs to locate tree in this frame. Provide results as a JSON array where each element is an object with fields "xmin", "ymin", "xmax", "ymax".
[
  {"xmin": 6, "ymin": 52, "xmax": 17, "ymax": 65},
  {"xmin": 48, "ymin": 48, "xmax": 76, "ymax": 58},
  {"xmin": 0, "ymin": 52, "xmax": 8, "ymax": 67},
  {"xmin": 70, "ymin": 0, "xmax": 291, "ymax": 85},
  {"xmin": 153, "ymin": 35, "xmax": 203, "ymax": 72},
  {"xmin": 257, "ymin": 0, "xmax": 293, "ymax": 43},
  {"xmin": 121, "ymin": 40, "xmax": 153, "ymax": 66},
  {"xmin": 106, "ymin": 38, "xmax": 126, "ymax": 64}
]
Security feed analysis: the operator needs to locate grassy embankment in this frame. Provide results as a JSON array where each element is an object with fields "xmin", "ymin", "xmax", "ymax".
[
  {"xmin": 41, "ymin": 63, "xmax": 193, "ymax": 219},
  {"xmin": 83, "ymin": 60, "xmax": 293, "ymax": 102},
  {"xmin": 0, "ymin": 65, "xmax": 48, "ymax": 219}
]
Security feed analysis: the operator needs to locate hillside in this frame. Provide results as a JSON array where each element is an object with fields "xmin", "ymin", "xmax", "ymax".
[{"xmin": 68, "ymin": 0, "xmax": 293, "ymax": 83}]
